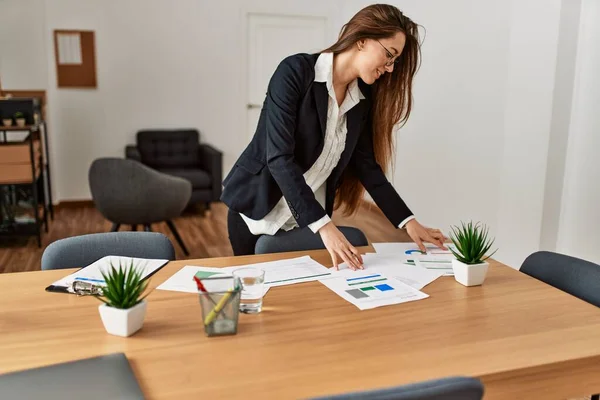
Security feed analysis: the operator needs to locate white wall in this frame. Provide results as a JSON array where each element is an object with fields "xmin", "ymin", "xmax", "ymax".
[
  {"xmin": 0, "ymin": 0, "xmax": 48, "ymax": 90},
  {"xmin": 1, "ymin": 0, "xmax": 343, "ymax": 201},
  {"xmin": 495, "ymin": 0, "xmax": 562, "ymax": 267},
  {"xmin": 557, "ymin": 0, "xmax": 600, "ymax": 263},
  {"xmin": 343, "ymin": 1, "xmax": 563, "ymax": 268},
  {"xmin": 540, "ymin": 0, "xmax": 582, "ymax": 252},
  {"xmin": 0, "ymin": 0, "xmax": 580, "ymax": 267},
  {"xmin": 378, "ymin": 0, "xmax": 510, "ymax": 252}
]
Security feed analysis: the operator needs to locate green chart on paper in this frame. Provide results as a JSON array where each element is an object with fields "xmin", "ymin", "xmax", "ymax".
[{"xmin": 194, "ymin": 271, "xmax": 223, "ymax": 279}]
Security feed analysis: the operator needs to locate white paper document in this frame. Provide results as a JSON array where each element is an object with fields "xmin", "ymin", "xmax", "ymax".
[
  {"xmin": 319, "ymin": 272, "xmax": 428, "ymax": 310},
  {"xmin": 413, "ymin": 254, "xmax": 454, "ymax": 276},
  {"xmin": 373, "ymin": 242, "xmax": 456, "ymax": 258},
  {"xmin": 57, "ymin": 32, "xmax": 82, "ymax": 65},
  {"xmin": 157, "ymin": 256, "xmax": 330, "ymax": 294},
  {"xmin": 332, "ymin": 253, "xmax": 445, "ymax": 290},
  {"xmin": 49, "ymin": 256, "xmax": 168, "ymax": 291},
  {"xmin": 373, "ymin": 242, "xmax": 456, "ymax": 273},
  {"xmin": 156, "ymin": 265, "xmax": 231, "ymax": 293},
  {"xmin": 224, "ymin": 256, "xmax": 330, "ymax": 287}
]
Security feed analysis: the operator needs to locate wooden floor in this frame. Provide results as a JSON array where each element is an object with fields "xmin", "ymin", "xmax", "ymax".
[{"xmin": 0, "ymin": 201, "xmax": 410, "ymax": 273}]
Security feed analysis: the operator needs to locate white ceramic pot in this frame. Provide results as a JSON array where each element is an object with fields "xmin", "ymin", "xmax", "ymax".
[
  {"xmin": 452, "ymin": 259, "xmax": 489, "ymax": 287},
  {"xmin": 16, "ymin": 118, "xmax": 26, "ymax": 127},
  {"xmin": 2, "ymin": 119, "xmax": 12, "ymax": 127},
  {"xmin": 98, "ymin": 300, "xmax": 147, "ymax": 337}
]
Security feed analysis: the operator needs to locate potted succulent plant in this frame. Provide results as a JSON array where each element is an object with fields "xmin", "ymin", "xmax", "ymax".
[
  {"xmin": 95, "ymin": 261, "xmax": 150, "ymax": 337},
  {"xmin": 449, "ymin": 221, "xmax": 497, "ymax": 287},
  {"xmin": 2, "ymin": 116, "xmax": 12, "ymax": 127},
  {"xmin": 14, "ymin": 112, "xmax": 26, "ymax": 127}
]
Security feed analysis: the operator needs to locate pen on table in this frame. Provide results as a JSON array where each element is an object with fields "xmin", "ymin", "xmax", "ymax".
[
  {"xmin": 193, "ymin": 276, "xmax": 208, "ymax": 292},
  {"xmin": 194, "ymin": 276, "xmax": 218, "ymax": 306},
  {"xmin": 203, "ymin": 290, "xmax": 233, "ymax": 326}
]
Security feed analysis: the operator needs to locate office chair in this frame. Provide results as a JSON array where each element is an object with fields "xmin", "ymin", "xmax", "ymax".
[
  {"xmin": 521, "ymin": 251, "xmax": 600, "ymax": 400},
  {"xmin": 521, "ymin": 251, "xmax": 600, "ymax": 307},
  {"xmin": 255, "ymin": 226, "xmax": 368, "ymax": 255},
  {"xmin": 309, "ymin": 376, "xmax": 484, "ymax": 400},
  {"xmin": 125, "ymin": 129, "xmax": 223, "ymax": 209},
  {"xmin": 89, "ymin": 158, "xmax": 191, "ymax": 255},
  {"xmin": 41, "ymin": 232, "xmax": 175, "ymax": 270}
]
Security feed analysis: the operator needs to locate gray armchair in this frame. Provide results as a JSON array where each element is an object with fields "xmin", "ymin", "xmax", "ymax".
[
  {"xmin": 125, "ymin": 129, "xmax": 222, "ymax": 209},
  {"xmin": 520, "ymin": 251, "xmax": 600, "ymax": 400},
  {"xmin": 255, "ymin": 226, "xmax": 368, "ymax": 255},
  {"xmin": 521, "ymin": 251, "xmax": 600, "ymax": 307},
  {"xmin": 42, "ymin": 232, "xmax": 175, "ymax": 270},
  {"xmin": 89, "ymin": 158, "xmax": 191, "ymax": 255}
]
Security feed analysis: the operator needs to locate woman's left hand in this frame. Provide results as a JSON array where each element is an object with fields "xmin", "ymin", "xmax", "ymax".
[{"xmin": 405, "ymin": 219, "xmax": 448, "ymax": 252}]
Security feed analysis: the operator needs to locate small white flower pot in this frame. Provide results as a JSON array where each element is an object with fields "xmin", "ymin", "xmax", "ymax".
[
  {"xmin": 452, "ymin": 259, "xmax": 489, "ymax": 287},
  {"xmin": 98, "ymin": 300, "xmax": 147, "ymax": 337},
  {"xmin": 16, "ymin": 118, "xmax": 26, "ymax": 127},
  {"xmin": 2, "ymin": 119, "xmax": 12, "ymax": 127}
]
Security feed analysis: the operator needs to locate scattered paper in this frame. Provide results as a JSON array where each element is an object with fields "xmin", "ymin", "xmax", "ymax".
[
  {"xmin": 156, "ymin": 265, "xmax": 234, "ymax": 293},
  {"xmin": 319, "ymin": 272, "xmax": 428, "ymax": 310},
  {"xmin": 230, "ymin": 256, "xmax": 331, "ymax": 287},
  {"xmin": 413, "ymin": 254, "xmax": 454, "ymax": 276},
  {"xmin": 157, "ymin": 256, "xmax": 330, "ymax": 294},
  {"xmin": 330, "ymin": 253, "xmax": 445, "ymax": 290},
  {"xmin": 372, "ymin": 242, "xmax": 456, "ymax": 267}
]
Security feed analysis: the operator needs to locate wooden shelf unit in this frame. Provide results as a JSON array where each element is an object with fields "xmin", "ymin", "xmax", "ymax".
[{"xmin": 0, "ymin": 123, "xmax": 52, "ymax": 247}]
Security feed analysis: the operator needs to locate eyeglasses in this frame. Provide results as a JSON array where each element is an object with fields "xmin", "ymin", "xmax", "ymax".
[{"xmin": 376, "ymin": 40, "xmax": 401, "ymax": 67}]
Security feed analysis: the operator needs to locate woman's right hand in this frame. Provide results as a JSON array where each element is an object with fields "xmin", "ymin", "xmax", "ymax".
[{"xmin": 318, "ymin": 222, "xmax": 364, "ymax": 270}]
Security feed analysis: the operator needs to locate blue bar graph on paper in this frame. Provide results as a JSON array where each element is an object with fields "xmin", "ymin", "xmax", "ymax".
[
  {"xmin": 73, "ymin": 277, "xmax": 105, "ymax": 283},
  {"xmin": 375, "ymin": 284, "xmax": 394, "ymax": 292},
  {"xmin": 346, "ymin": 274, "xmax": 381, "ymax": 282}
]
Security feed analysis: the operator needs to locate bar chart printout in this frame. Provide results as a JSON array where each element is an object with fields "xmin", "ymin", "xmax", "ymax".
[{"xmin": 319, "ymin": 273, "xmax": 429, "ymax": 310}]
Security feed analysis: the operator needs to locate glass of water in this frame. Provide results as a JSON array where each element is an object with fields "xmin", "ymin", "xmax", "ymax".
[{"xmin": 233, "ymin": 267, "xmax": 265, "ymax": 314}]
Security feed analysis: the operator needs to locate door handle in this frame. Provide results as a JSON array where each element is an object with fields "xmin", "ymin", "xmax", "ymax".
[{"xmin": 247, "ymin": 103, "xmax": 262, "ymax": 110}]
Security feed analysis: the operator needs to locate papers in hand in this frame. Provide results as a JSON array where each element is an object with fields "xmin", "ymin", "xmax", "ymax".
[
  {"xmin": 319, "ymin": 272, "xmax": 428, "ymax": 310},
  {"xmin": 49, "ymin": 256, "xmax": 169, "ymax": 293},
  {"xmin": 157, "ymin": 256, "xmax": 331, "ymax": 294}
]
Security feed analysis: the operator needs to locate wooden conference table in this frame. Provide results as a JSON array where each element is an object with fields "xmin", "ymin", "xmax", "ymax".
[{"xmin": 1, "ymin": 248, "xmax": 600, "ymax": 399}]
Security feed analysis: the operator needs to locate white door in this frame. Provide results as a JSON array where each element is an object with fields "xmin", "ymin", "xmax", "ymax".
[{"xmin": 247, "ymin": 14, "xmax": 328, "ymax": 142}]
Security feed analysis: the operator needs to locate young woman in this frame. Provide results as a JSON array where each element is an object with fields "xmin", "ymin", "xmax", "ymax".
[{"xmin": 222, "ymin": 4, "xmax": 447, "ymax": 269}]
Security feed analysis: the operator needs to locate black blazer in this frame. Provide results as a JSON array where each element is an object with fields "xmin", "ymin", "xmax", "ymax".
[{"xmin": 221, "ymin": 53, "xmax": 412, "ymax": 229}]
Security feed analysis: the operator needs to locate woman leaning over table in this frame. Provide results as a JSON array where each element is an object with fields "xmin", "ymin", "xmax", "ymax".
[{"xmin": 221, "ymin": 4, "xmax": 447, "ymax": 269}]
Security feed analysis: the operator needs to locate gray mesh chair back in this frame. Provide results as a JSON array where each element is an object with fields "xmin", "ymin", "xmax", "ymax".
[
  {"xmin": 89, "ymin": 158, "xmax": 191, "ymax": 225},
  {"xmin": 41, "ymin": 232, "xmax": 175, "ymax": 270},
  {"xmin": 255, "ymin": 226, "xmax": 368, "ymax": 255},
  {"xmin": 309, "ymin": 376, "xmax": 484, "ymax": 400},
  {"xmin": 521, "ymin": 251, "xmax": 600, "ymax": 307},
  {"xmin": 89, "ymin": 158, "xmax": 192, "ymax": 255}
]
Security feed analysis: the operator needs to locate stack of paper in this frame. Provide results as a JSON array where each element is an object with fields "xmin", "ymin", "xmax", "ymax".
[
  {"xmin": 329, "ymin": 253, "xmax": 445, "ymax": 290},
  {"xmin": 372, "ymin": 242, "xmax": 456, "ymax": 275},
  {"xmin": 157, "ymin": 256, "xmax": 331, "ymax": 294}
]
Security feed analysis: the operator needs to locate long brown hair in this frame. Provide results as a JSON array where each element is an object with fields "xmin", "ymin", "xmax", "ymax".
[{"xmin": 322, "ymin": 4, "xmax": 421, "ymax": 215}]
